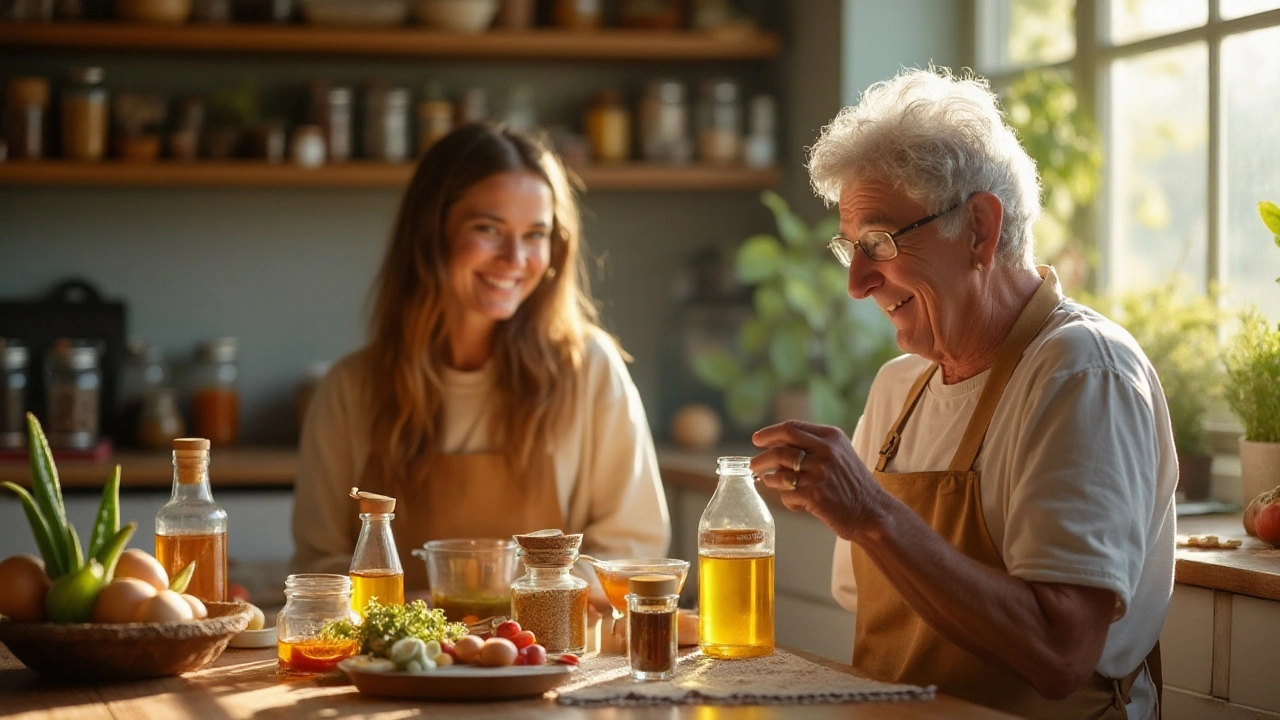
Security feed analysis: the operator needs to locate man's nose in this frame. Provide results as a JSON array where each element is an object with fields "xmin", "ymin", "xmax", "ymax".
[{"xmin": 846, "ymin": 251, "xmax": 879, "ymax": 300}]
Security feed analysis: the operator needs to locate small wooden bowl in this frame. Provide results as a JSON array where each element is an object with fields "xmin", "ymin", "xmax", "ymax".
[{"xmin": 0, "ymin": 602, "xmax": 252, "ymax": 681}]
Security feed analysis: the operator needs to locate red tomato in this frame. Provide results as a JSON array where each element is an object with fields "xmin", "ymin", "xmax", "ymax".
[
  {"xmin": 440, "ymin": 641, "xmax": 456, "ymax": 658},
  {"xmin": 553, "ymin": 653, "xmax": 580, "ymax": 666},
  {"xmin": 511, "ymin": 630, "xmax": 536, "ymax": 649},
  {"xmin": 495, "ymin": 620, "xmax": 521, "ymax": 640},
  {"xmin": 228, "ymin": 583, "xmax": 251, "ymax": 603},
  {"xmin": 525, "ymin": 645, "xmax": 547, "ymax": 666}
]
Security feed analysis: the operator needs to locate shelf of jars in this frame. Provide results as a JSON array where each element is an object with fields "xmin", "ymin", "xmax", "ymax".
[
  {"xmin": 0, "ymin": 445, "xmax": 298, "ymax": 489},
  {"xmin": 0, "ymin": 21, "xmax": 780, "ymax": 60},
  {"xmin": 0, "ymin": 160, "xmax": 781, "ymax": 189}
]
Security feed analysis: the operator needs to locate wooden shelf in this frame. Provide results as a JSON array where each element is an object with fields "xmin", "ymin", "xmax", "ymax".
[
  {"xmin": 0, "ymin": 21, "xmax": 780, "ymax": 60},
  {"xmin": 0, "ymin": 446, "xmax": 298, "ymax": 490},
  {"xmin": 0, "ymin": 160, "xmax": 781, "ymax": 190}
]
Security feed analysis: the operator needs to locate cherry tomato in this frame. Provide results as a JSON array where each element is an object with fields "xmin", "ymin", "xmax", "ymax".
[
  {"xmin": 512, "ymin": 630, "xmax": 536, "ymax": 649},
  {"xmin": 461, "ymin": 614, "xmax": 480, "ymax": 625},
  {"xmin": 553, "ymin": 653, "xmax": 580, "ymax": 666},
  {"xmin": 525, "ymin": 644, "xmax": 547, "ymax": 666},
  {"xmin": 495, "ymin": 620, "xmax": 521, "ymax": 640},
  {"xmin": 439, "ymin": 641, "xmax": 456, "ymax": 658}
]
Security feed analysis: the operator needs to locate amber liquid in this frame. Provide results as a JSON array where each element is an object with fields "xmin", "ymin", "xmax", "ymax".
[
  {"xmin": 277, "ymin": 637, "xmax": 360, "ymax": 675},
  {"xmin": 430, "ymin": 591, "xmax": 511, "ymax": 623},
  {"xmin": 193, "ymin": 387, "xmax": 238, "ymax": 446},
  {"xmin": 598, "ymin": 571, "xmax": 631, "ymax": 616},
  {"xmin": 698, "ymin": 553, "xmax": 774, "ymax": 658},
  {"xmin": 155, "ymin": 531, "xmax": 227, "ymax": 602},
  {"xmin": 350, "ymin": 569, "xmax": 404, "ymax": 615}
]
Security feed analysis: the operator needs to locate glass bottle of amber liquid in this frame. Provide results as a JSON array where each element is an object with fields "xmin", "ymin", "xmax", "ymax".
[
  {"xmin": 697, "ymin": 455, "xmax": 775, "ymax": 658},
  {"xmin": 348, "ymin": 488, "xmax": 403, "ymax": 616},
  {"xmin": 155, "ymin": 437, "xmax": 228, "ymax": 602}
]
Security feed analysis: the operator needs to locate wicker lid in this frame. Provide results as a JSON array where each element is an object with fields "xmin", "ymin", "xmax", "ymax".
[
  {"xmin": 349, "ymin": 487, "xmax": 395, "ymax": 513},
  {"xmin": 628, "ymin": 573, "xmax": 678, "ymax": 597},
  {"xmin": 172, "ymin": 438, "xmax": 210, "ymax": 451}
]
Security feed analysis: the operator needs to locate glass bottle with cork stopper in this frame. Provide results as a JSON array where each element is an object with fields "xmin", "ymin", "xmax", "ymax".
[
  {"xmin": 511, "ymin": 529, "xmax": 589, "ymax": 655},
  {"xmin": 697, "ymin": 455, "xmax": 774, "ymax": 658},
  {"xmin": 627, "ymin": 573, "xmax": 679, "ymax": 680},
  {"xmin": 155, "ymin": 437, "xmax": 228, "ymax": 602},
  {"xmin": 348, "ymin": 487, "xmax": 404, "ymax": 616}
]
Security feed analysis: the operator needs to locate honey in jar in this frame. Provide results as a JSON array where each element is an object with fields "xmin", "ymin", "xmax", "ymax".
[
  {"xmin": 276, "ymin": 574, "xmax": 362, "ymax": 675},
  {"xmin": 155, "ymin": 438, "xmax": 228, "ymax": 602}
]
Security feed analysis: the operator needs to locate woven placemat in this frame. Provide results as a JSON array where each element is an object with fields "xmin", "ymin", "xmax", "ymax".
[{"xmin": 555, "ymin": 649, "xmax": 935, "ymax": 707}]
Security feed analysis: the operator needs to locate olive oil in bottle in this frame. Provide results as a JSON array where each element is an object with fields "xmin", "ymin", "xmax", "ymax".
[{"xmin": 349, "ymin": 488, "xmax": 404, "ymax": 615}]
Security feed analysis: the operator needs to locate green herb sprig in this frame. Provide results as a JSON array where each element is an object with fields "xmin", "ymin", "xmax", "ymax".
[{"xmin": 321, "ymin": 598, "xmax": 468, "ymax": 658}]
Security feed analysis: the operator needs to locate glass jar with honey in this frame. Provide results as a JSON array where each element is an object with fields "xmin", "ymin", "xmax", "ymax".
[
  {"xmin": 190, "ymin": 337, "xmax": 239, "ymax": 446},
  {"xmin": 697, "ymin": 455, "xmax": 774, "ymax": 658},
  {"xmin": 277, "ymin": 574, "xmax": 361, "ymax": 675},
  {"xmin": 348, "ymin": 488, "xmax": 403, "ymax": 616},
  {"xmin": 155, "ymin": 437, "xmax": 228, "ymax": 602}
]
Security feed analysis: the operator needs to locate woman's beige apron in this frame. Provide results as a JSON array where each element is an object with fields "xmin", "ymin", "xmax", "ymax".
[
  {"xmin": 850, "ymin": 269, "xmax": 1161, "ymax": 719},
  {"xmin": 361, "ymin": 452, "xmax": 563, "ymax": 590}
]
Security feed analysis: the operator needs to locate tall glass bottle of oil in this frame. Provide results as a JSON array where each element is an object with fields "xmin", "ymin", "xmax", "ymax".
[
  {"xmin": 697, "ymin": 455, "xmax": 774, "ymax": 658},
  {"xmin": 155, "ymin": 437, "xmax": 228, "ymax": 601},
  {"xmin": 349, "ymin": 488, "xmax": 404, "ymax": 615}
]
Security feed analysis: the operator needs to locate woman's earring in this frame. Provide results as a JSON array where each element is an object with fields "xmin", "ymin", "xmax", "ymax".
[
  {"xmin": 544, "ymin": 267, "xmax": 558, "ymax": 281},
  {"xmin": 975, "ymin": 262, "xmax": 985, "ymax": 273}
]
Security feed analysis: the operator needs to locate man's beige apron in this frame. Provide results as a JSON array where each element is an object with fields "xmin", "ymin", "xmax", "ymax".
[
  {"xmin": 850, "ymin": 268, "xmax": 1161, "ymax": 719},
  {"xmin": 361, "ymin": 452, "xmax": 563, "ymax": 590}
]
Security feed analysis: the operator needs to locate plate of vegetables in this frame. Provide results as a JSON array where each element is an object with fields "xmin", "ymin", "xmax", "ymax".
[{"xmin": 332, "ymin": 601, "xmax": 578, "ymax": 701}]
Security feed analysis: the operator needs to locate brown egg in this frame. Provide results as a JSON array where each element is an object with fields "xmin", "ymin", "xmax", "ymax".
[
  {"xmin": 134, "ymin": 590, "xmax": 195, "ymax": 623},
  {"xmin": 92, "ymin": 578, "xmax": 158, "ymax": 623},
  {"xmin": 114, "ymin": 549, "xmax": 170, "ymax": 592},
  {"xmin": 0, "ymin": 554, "xmax": 51, "ymax": 622},
  {"xmin": 181, "ymin": 593, "xmax": 208, "ymax": 620},
  {"xmin": 479, "ymin": 637, "xmax": 518, "ymax": 667},
  {"xmin": 453, "ymin": 634, "xmax": 485, "ymax": 664}
]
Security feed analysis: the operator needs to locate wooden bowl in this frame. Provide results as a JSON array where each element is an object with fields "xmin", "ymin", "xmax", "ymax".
[{"xmin": 0, "ymin": 601, "xmax": 252, "ymax": 681}]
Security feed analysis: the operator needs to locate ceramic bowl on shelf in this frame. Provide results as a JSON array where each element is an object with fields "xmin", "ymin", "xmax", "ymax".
[
  {"xmin": 299, "ymin": 0, "xmax": 408, "ymax": 26},
  {"xmin": 412, "ymin": 0, "xmax": 498, "ymax": 33},
  {"xmin": 0, "ymin": 601, "xmax": 252, "ymax": 681},
  {"xmin": 116, "ymin": 0, "xmax": 193, "ymax": 23}
]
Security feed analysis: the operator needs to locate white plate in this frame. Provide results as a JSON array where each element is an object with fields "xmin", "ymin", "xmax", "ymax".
[
  {"xmin": 338, "ymin": 657, "xmax": 578, "ymax": 700},
  {"xmin": 227, "ymin": 627, "xmax": 277, "ymax": 649}
]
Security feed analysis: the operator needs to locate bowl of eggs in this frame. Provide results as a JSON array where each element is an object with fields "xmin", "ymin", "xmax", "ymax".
[{"xmin": 0, "ymin": 550, "xmax": 253, "ymax": 681}]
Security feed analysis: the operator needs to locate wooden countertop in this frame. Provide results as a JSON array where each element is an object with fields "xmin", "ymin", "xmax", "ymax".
[
  {"xmin": 1174, "ymin": 513, "xmax": 1280, "ymax": 602},
  {"xmin": 0, "ymin": 645, "xmax": 1015, "ymax": 720}
]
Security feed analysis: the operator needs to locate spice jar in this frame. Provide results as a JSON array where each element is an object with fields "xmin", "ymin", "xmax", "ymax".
[
  {"xmin": 627, "ymin": 573, "xmax": 679, "ymax": 681},
  {"xmin": 743, "ymin": 93, "xmax": 776, "ymax": 168},
  {"xmin": 5, "ymin": 77, "xmax": 50, "ymax": 161},
  {"xmin": 639, "ymin": 79, "xmax": 691, "ymax": 165},
  {"xmin": 696, "ymin": 78, "xmax": 741, "ymax": 165},
  {"xmin": 119, "ymin": 340, "xmax": 170, "ymax": 446},
  {"xmin": 511, "ymin": 530, "xmax": 589, "ymax": 655},
  {"xmin": 415, "ymin": 80, "xmax": 452, "ymax": 155},
  {"xmin": 553, "ymin": 0, "xmax": 601, "ymax": 29},
  {"xmin": 61, "ymin": 66, "xmax": 109, "ymax": 161},
  {"xmin": 455, "ymin": 87, "xmax": 489, "ymax": 126},
  {"xmin": 138, "ymin": 388, "xmax": 185, "ymax": 450},
  {"xmin": 619, "ymin": 0, "xmax": 684, "ymax": 29},
  {"xmin": 314, "ymin": 84, "xmax": 352, "ymax": 163},
  {"xmin": 585, "ymin": 89, "xmax": 630, "ymax": 164},
  {"xmin": 291, "ymin": 125, "xmax": 326, "ymax": 168},
  {"xmin": 190, "ymin": 337, "xmax": 239, "ymax": 446},
  {"xmin": 276, "ymin": 574, "xmax": 362, "ymax": 675},
  {"xmin": 0, "ymin": 339, "xmax": 28, "ymax": 449},
  {"xmin": 44, "ymin": 339, "xmax": 101, "ymax": 450},
  {"xmin": 364, "ymin": 83, "xmax": 410, "ymax": 163}
]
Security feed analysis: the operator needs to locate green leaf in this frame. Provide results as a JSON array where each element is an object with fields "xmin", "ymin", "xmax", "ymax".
[
  {"xmin": 97, "ymin": 521, "xmax": 137, "ymax": 581},
  {"xmin": 740, "ymin": 317, "xmax": 770, "ymax": 355},
  {"xmin": 692, "ymin": 351, "xmax": 742, "ymax": 390},
  {"xmin": 768, "ymin": 324, "xmax": 809, "ymax": 385},
  {"xmin": 783, "ymin": 276, "xmax": 829, "ymax": 331},
  {"xmin": 725, "ymin": 372, "xmax": 772, "ymax": 426},
  {"xmin": 735, "ymin": 234, "xmax": 784, "ymax": 283},
  {"xmin": 169, "ymin": 560, "xmax": 197, "ymax": 594},
  {"xmin": 761, "ymin": 191, "xmax": 810, "ymax": 247},
  {"xmin": 26, "ymin": 414, "xmax": 72, "ymax": 574},
  {"xmin": 808, "ymin": 376, "xmax": 846, "ymax": 427},
  {"xmin": 1, "ymin": 481, "xmax": 63, "ymax": 577},
  {"xmin": 88, "ymin": 465, "xmax": 121, "ymax": 560},
  {"xmin": 1259, "ymin": 200, "xmax": 1280, "ymax": 236},
  {"xmin": 754, "ymin": 286, "xmax": 787, "ymax": 321}
]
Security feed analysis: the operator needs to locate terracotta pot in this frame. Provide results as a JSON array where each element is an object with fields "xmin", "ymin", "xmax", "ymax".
[
  {"xmin": 1239, "ymin": 438, "xmax": 1280, "ymax": 505},
  {"xmin": 1176, "ymin": 453, "xmax": 1213, "ymax": 502}
]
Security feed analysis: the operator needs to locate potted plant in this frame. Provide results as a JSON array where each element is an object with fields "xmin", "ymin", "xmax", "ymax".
[
  {"xmin": 1081, "ymin": 278, "xmax": 1224, "ymax": 500},
  {"xmin": 692, "ymin": 191, "xmax": 899, "ymax": 431},
  {"xmin": 1223, "ymin": 200, "xmax": 1280, "ymax": 504}
]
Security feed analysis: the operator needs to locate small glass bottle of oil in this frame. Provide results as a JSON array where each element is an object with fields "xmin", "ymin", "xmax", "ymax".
[
  {"xmin": 155, "ymin": 437, "xmax": 228, "ymax": 602},
  {"xmin": 349, "ymin": 487, "xmax": 404, "ymax": 616},
  {"xmin": 697, "ymin": 455, "xmax": 775, "ymax": 659}
]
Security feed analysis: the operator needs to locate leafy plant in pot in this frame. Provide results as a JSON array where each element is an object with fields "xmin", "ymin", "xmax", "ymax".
[
  {"xmin": 693, "ymin": 191, "xmax": 899, "ymax": 431},
  {"xmin": 1080, "ymin": 277, "xmax": 1224, "ymax": 501},
  {"xmin": 1223, "ymin": 200, "xmax": 1280, "ymax": 512}
]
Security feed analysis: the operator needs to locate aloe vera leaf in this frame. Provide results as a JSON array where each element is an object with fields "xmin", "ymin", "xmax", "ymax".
[
  {"xmin": 88, "ymin": 465, "xmax": 122, "ymax": 559},
  {"xmin": 1, "ymin": 481, "xmax": 64, "ymax": 578},
  {"xmin": 67, "ymin": 521, "xmax": 84, "ymax": 571},
  {"xmin": 97, "ymin": 522, "xmax": 138, "ymax": 580},
  {"xmin": 169, "ymin": 560, "xmax": 197, "ymax": 594},
  {"xmin": 25, "ymin": 413, "xmax": 72, "ymax": 571}
]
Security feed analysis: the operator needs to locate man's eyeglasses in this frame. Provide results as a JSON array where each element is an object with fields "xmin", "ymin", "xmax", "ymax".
[{"xmin": 827, "ymin": 203, "xmax": 962, "ymax": 266}]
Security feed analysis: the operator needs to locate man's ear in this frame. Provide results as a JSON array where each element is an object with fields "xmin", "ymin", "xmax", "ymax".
[{"xmin": 966, "ymin": 191, "xmax": 1003, "ymax": 268}]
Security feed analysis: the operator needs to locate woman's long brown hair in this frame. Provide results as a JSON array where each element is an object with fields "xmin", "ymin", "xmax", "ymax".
[{"xmin": 365, "ymin": 122, "xmax": 599, "ymax": 484}]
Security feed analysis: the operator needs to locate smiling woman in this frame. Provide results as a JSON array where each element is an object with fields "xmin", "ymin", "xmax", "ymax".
[{"xmin": 290, "ymin": 122, "xmax": 670, "ymax": 595}]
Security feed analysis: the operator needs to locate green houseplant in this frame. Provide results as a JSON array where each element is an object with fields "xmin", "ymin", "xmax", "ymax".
[
  {"xmin": 1081, "ymin": 278, "xmax": 1224, "ymax": 499},
  {"xmin": 1223, "ymin": 201, "xmax": 1280, "ymax": 503},
  {"xmin": 692, "ymin": 191, "xmax": 899, "ymax": 431}
]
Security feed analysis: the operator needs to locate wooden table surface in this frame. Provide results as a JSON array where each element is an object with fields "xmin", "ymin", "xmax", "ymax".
[
  {"xmin": 1175, "ymin": 513, "xmax": 1280, "ymax": 601},
  {"xmin": 0, "ymin": 644, "xmax": 1018, "ymax": 720}
]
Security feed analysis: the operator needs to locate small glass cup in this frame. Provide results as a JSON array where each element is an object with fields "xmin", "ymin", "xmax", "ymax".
[
  {"xmin": 276, "ymin": 574, "xmax": 361, "ymax": 675},
  {"xmin": 411, "ymin": 538, "xmax": 518, "ymax": 622}
]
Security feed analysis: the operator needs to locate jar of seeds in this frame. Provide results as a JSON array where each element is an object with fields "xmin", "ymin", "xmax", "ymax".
[{"xmin": 511, "ymin": 530, "xmax": 588, "ymax": 655}]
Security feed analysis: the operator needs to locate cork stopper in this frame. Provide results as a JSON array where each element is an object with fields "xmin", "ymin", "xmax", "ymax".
[
  {"xmin": 173, "ymin": 438, "xmax": 210, "ymax": 452},
  {"xmin": 513, "ymin": 529, "xmax": 582, "ymax": 567},
  {"xmin": 349, "ymin": 487, "xmax": 395, "ymax": 513},
  {"xmin": 628, "ymin": 573, "xmax": 678, "ymax": 598},
  {"xmin": 172, "ymin": 438, "xmax": 210, "ymax": 485}
]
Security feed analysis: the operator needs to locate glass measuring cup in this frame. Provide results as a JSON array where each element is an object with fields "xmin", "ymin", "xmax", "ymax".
[
  {"xmin": 411, "ymin": 538, "xmax": 519, "ymax": 622},
  {"xmin": 579, "ymin": 555, "xmax": 690, "ymax": 620}
]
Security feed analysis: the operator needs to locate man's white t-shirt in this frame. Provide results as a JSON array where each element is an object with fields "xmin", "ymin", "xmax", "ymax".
[{"xmin": 831, "ymin": 294, "xmax": 1177, "ymax": 719}]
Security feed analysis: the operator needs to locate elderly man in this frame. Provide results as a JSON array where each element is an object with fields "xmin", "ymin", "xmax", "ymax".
[{"xmin": 750, "ymin": 68, "xmax": 1176, "ymax": 719}]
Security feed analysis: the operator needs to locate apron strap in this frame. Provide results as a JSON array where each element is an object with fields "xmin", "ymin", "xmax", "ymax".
[
  {"xmin": 1109, "ymin": 640, "xmax": 1161, "ymax": 718},
  {"xmin": 948, "ymin": 268, "xmax": 1061, "ymax": 472},
  {"xmin": 876, "ymin": 364, "xmax": 938, "ymax": 471}
]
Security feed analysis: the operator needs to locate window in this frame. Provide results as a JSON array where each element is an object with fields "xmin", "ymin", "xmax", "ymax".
[{"xmin": 977, "ymin": 0, "xmax": 1280, "ymax": 321}]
